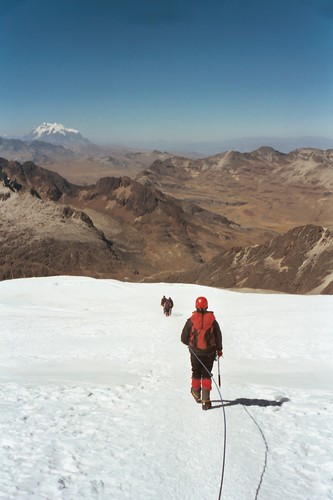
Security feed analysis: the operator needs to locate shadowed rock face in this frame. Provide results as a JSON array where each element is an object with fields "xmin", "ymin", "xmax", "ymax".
[
  {"xmin": 0, "ymin": 158, "xmax": 76, "ymax": 201},
  {"xmin": 0, "ymin": 191, "xmax": 130, "ymax": 281},
  {"xmin": 0, "ymin": 152, "xmax": 332, "ymax": 294},
  {"xmin": 0, "ymin": 159, "xmax": 132, "ymax": 281},
  {"xmin": 63, "ymin": 174, "xmax": 243, "ymax": 274}
]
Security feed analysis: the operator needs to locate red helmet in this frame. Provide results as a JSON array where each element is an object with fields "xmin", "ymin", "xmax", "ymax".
[{"xmin": 195, "ymin": 296, "xmax": 208, "ymax": 309}]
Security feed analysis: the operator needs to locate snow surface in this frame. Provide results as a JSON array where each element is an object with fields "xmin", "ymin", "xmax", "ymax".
[
  {"xmin": 32, "ymin": 123, "xmax": 80, "ymax": 138},
  {"xmin": 0, "ymin": 276, "xmax": 332, "ymax": 500}
]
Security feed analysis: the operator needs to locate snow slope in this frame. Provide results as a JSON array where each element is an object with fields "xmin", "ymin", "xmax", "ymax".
[{"xmin": 0, "ymin": 277, "xmax": 332, "ymax": 500}]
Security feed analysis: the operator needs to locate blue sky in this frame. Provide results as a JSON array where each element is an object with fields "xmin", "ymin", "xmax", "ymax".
[{"xmin": 1, "ymin": 0, "xmax": 332, "ymax": 147}]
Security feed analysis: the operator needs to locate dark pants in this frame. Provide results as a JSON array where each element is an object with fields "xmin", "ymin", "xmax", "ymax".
[{"xmin": 190, "ymin": 352, "xmax": 215, "ymax": 380}]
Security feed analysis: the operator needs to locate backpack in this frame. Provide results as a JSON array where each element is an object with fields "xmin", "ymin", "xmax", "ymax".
[
  {"xmin": 189, "ymin": 311, "xmax": 216, "ymax": 351},
  {"xmin": 164, "ymin": 299, "xmax": 172, "ymax": 310}
]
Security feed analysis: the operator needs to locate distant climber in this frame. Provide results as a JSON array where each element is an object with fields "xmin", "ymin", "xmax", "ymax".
[
  {"xmin": 163, "ymin": 297, "xmax": 174, "ymax": 317},
  {"xmin": 181, "ymin": 296, "xmax": 223, "ymax": 410}
]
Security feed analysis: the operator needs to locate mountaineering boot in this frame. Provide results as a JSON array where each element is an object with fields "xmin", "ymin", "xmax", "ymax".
[
  {"xmin": 191, "ymin": 378, "xmax": 201, "ymax": 403},
  {"xmin": 201, "ymin": 378, "xmax": 212, "ymax": 410},
  {"xmin": 191, "ymin": 387, "xmax": 201, "ymax": 402},
  {"xmin": 201, "ymin": 388, "xmax": 211, "ymax": 410}
]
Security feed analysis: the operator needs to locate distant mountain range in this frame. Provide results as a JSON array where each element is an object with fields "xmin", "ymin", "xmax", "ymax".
[
  {"xmin": 0, "ymin": 123, "xmax": 93, "ymax": 164},
  {"xmin": 141, "ymin": 136, "xmax": 333, "ymax": 156},
  {"xmin": 0, "ymin": 127, "xmax": 172, "ymax": 179},
  {"xmin": 2, "ymin": 122, "xmax": 333, "ymax": 158},
  {"xmin": 0, "ymin": 136, "xmax": 76, "ymax": 164},
  {"xmin": 0, "ymin": 150, "xmax": 332, "ymax": 294}
]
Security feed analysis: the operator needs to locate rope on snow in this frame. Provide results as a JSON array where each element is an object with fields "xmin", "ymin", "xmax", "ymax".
[
  {"xmin": 188, "ymin": 347, "xmax": 269, "ymax": 500},
  {"xmin": 189, "ymin": 347, "xmax": 227, "ymax": 500},
  {"xmin": 241, "ymin": 405, "xmax": 269, "ymax": 500}
]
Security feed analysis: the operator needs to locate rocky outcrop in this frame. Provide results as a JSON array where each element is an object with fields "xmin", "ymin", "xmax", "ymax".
[
  {"xmin": 0, "ymin": 158, "xmax": 77, "ymax": 201},
  {"xmin": 0, "ymin": 180, "xmax": 132, "ymax": 281}
]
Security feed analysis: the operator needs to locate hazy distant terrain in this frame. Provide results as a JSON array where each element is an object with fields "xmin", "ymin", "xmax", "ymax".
[
  {"xmin": 0, "ymin": 134, "xmax": 172, "ymax": 183},
  {"xmin": 136, "ymin": 147, "xmax": 333, "ymax": 238},
  {"xmin": 135, "ymin": 136, "xmax": 333, "ymax": 156}
]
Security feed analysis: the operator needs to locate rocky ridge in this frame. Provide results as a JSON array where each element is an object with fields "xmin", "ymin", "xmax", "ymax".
[{"xmin": 156, "ymin": 225, "xmax": 333, "ymax": 294}]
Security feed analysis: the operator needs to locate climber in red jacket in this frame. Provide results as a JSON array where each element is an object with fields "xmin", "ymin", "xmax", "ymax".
[{"xmin": 181, "ymin": 296, "xmax": 223, "ymax": 410}]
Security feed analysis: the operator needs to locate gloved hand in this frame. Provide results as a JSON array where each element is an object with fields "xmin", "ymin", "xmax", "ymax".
[{"xmin": 217, "ymin": 349, "xmax": 223, "ymax": 358}]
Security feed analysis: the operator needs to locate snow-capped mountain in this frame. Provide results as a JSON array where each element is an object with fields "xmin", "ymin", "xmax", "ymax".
[{"xmin": 24, "ymin": 122, "xmax": 91, "ymax": 149}]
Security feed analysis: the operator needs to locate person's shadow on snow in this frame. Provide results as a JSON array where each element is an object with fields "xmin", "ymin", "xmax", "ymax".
[{"xmin": 210, "ymin": 397, "xmax": 290, "ymax": 410}]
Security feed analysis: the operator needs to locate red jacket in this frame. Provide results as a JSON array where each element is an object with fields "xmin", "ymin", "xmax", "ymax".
[{"xmin": 181, "ymin": 310, "xmax": 222, "ymax": 355}]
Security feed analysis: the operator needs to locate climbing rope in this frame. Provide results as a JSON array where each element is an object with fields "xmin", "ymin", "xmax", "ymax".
[
  {"xmin": 189, "ymin": 347, "xmax": 227, "ymax": 500},
  {"xmin": 188, "ymin": 347, "xmax": 268, "ymax": 500},
  {"xmin": 241, "ymin": 405, "xmax": 268, "ymax": 499}
]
